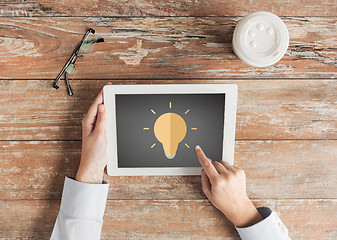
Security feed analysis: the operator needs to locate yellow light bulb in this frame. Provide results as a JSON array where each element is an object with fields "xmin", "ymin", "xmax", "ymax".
[{"xmin": 154, "ymin": 113, "xmax": 187, "ymax": 159}]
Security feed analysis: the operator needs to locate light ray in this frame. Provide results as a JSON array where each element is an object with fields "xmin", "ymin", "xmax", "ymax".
[
  {"xmin": 169, "ymin": 102, "xmax": 172, "ymax": 109},
  {"xmin": 191, "ymin": 128, "xmax": 197, "ymax": 130},
  {"xmin": 185, "ymin": 143, "xmax": 190, "ymax": 148},
  {"xmin": 151, "ymin": 109, "xmax": 156, "ymax": 114},
  {"xmin": 185, "ymin": 109, "xmax": 190, "ymax": 114},
  {"xmin": 143, "ymin": 128, "xmax": 150, "ymax": 130},
  {"xmin": 151, "ymin": 143, "xmax": 156, "ymax": 148}
]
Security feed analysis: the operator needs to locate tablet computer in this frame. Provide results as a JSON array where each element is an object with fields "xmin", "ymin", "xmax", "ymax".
[{"xmin": 103, "ymin": 84, "xmax": 237, "ymax": 176}]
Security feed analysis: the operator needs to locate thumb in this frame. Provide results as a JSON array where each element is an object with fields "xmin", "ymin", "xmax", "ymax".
[
  {"xmin": 94, "ymin": 104, "xmax": 107, "ymax": 133},
  {"xmin": 201, "ymin": 169, "xmax": 212, "ymax": 197}
]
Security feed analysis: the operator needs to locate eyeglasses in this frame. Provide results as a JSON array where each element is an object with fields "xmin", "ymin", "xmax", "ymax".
[{"xmin": 53, "ymin": 28, "xmax": 104, "ymax": 96}]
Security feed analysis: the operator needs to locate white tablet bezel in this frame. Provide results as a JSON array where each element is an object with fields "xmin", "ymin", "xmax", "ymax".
[{"xmin": 103, "ymin": 84, "xmax": 237, "ymax": 176}]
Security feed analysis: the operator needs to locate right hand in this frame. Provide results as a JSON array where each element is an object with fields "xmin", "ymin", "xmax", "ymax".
[{"xmin": 194, "ymin": 145, "xmax": 263, "ymax": 228}]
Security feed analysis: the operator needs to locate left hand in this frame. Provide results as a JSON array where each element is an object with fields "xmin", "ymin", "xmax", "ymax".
[{"xmin": 76, "ymin": 82, "xmax": 111, "ymax": 184}]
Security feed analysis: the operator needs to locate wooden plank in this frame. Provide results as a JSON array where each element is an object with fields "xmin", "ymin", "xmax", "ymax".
[
  {"xmin": 103, "ymin": 199, "xmax": 337, "ymax": 240},
  {"xmin": 1, "ymin": 0, "xmax": 337, "ymax": 17},
  {"xmin": 0, "ymin": 79, "xmax": 336, "ymax": 140},
  {"xmin": 0, "ymin": 17, "xmax": 336, "ymax": 79},
  {"xmin": 0, "ymin": 199, "xmax": 336, "ymax": 239},
  {"xmin": 1, "ymin": 140, "xmax": 336, "ymax": 200}
]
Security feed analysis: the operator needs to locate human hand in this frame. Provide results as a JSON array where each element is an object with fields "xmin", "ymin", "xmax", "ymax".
[
  {"xmin": 75, "ymin": 82, "xmax": 111, "ymax": 184},
  {"xmin": 194, "ymin": 145, "xmax": 263, "ymax": 228}
]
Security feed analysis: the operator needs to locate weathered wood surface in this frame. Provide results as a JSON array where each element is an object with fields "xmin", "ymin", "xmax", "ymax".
[
  {"xmin": 1, "ymin": 0, "xmax": 336, "ymax": 238},
  {"xmin": 1, "ymin": 140, "xmax": 336, "ymax": 200},
  {"xmin": 1, "ymin": 199, "xmax": 336, "ymax": 239},
  {"xmin": 0, "ymin": 79, "xmax": 336, "ymax": 141},
  {"xmin": 0, "ymin": 17, "xmax": 336, "ymax": 79},
  {"xmin": 1, "ymin": 0, "xmax": 337, "ymax": 17}
]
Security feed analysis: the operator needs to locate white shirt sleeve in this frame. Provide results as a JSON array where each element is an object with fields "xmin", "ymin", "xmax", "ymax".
[
  {"xmin": 50, "ymin": 177, "xmax": 109, "ymax": 240},
  {"xmin": 235, "ymin": 207, "xmax": 291, "ymax": 240}
]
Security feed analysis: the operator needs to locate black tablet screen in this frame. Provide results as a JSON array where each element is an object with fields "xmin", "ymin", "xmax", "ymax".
[{"xmin": 115, "ymin": 94, "xmax": 225, "ymax": 168}]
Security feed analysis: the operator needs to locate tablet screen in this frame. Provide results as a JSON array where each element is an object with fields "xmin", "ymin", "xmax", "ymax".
[{"xmin": 115, "ymin": 94, "xmax": 225, "ymax": 168}]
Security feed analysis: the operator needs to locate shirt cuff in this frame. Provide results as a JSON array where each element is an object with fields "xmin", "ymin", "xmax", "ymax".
[
  {"xmin": 235, "ymin": 207, "xmax": 289, "ymax": 240},
  {"xmin": 59, "ymin": 177, "xmax": 109, "ymax": 220}
]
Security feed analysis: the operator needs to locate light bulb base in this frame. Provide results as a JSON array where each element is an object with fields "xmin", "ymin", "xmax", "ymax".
[{"xmin": 165, "ymin": 154, "xmax": 176, "ymax": 159}]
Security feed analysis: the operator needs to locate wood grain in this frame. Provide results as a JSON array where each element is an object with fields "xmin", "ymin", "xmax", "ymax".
[
  {"xmin": 0, "ymin": 17, "xmax": 336, "ymax": 79},
  {"xmin": 1, "ymin": 199, "xmax": 336, "ymax": 239},
  {"xmin": 1, "ymin": 140, "xmax": 336, "ymax": 200},
  {"xmin": 0, "ymin": 79, "xmax": 336, "ymax": 141},
  {"xmin": 1, "ymin": 0, "xmax": 336, "ymax": 239},
  {"xmin": 1, "ymin": 0, "xmax": 337, "ymax": 17}
]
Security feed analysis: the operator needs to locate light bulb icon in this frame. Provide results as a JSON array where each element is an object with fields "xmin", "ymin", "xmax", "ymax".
[
  {"xmin": 143, "ymin": 102, "xmax": 197, "ymax": 159},
  {"xmin": 154, "ymin": 113, "xmax": 187, "ymax": 159}
]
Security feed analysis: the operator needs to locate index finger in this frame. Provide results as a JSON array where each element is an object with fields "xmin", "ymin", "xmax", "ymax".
[{"xmin": 194, "ymin": 145, "xmax": 219, "ymax": 181}]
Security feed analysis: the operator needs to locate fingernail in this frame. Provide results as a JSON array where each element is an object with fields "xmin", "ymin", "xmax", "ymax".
[
  {"xmin": 195, "ymin": 145, "xmax": 200, "ymax": 150},
  {"xmin": 98, "ymin": 104, "xmax": 105, "ymax": 112}
]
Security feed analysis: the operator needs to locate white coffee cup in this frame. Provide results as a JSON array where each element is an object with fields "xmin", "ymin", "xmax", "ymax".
[{"xmin": 232, "ymin": 11, "xmax": 289, "ymax": 67}]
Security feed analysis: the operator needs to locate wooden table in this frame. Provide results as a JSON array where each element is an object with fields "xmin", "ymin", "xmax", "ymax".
[{"xmin": 1, "ymin": 1, "xmax": 336, "ymax": 239}]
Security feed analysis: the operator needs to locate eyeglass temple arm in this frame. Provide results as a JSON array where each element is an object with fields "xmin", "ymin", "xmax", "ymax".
[
  {"xmin": 53, "ymin": 54, "xmax": 77, "ymax": 89},
  {"xmin": 52, "ymin": 28, "xmax": 95, "ymax": 89}
]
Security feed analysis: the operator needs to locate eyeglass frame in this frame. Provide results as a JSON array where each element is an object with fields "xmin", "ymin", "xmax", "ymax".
[{"xmin": 53, "ymin": 28, "xmax": 102, "ymax": 96}]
